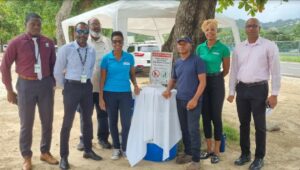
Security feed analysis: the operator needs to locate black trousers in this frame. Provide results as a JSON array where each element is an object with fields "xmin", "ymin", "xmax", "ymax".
[
  {"xmin": 60, "ymin": 80, "xmax": 93, "ymax": 158},
  {"xmin": 236, "ymin": 82, "xmax": 268, "ymax": 159},
  {"xmin": 79, "ymin": 92, "xmax": 109, "ymax": 142},
  {"xmin": 202, "ymin": 74, "xmax": 225, "ymax": 141}
]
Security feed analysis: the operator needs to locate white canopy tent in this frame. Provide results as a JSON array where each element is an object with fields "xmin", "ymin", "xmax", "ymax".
[{"xmin": 61, "ymin": 0, "xmax": 240, "ymax": 47}]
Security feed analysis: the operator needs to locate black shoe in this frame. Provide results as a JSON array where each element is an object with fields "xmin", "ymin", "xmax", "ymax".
[
  {"xmin": 249, "ymin": 158, "xmax": 264, "ymax": 170},
  {"xmin": 211, "ymin": 154, "xmax": 220, "ymax": 164},
  {"xmin": 83, "ymin": 150, "xmax": 103, "ymax": 161},
  {"xmin": 234, "ymin": 154, "xmax": 251, "ymax": 166},
  {"xmin": 59, "ymin": 157, "xmax": 69, "ymax": 170},
  {"xmin": 99, "ymin": 140, "xmax": 112, "ymax": 149},
  {"xmin": 76, "ymin": 140, "xmax": 84, "ymax": 151}
]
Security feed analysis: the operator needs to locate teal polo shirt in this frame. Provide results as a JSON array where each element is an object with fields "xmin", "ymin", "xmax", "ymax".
[
  {"xmin": 100, "ymin": 51, "xmax": 134, "ymax": 92},
  {"xmin": 196, "ymin": 40, "xmax": 230, "ymax": 74}
]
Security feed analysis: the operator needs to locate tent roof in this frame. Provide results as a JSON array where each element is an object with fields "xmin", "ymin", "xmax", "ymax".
[{"xmin": 62, "ymin": 0, "xmax": 240, "ymax": 46}]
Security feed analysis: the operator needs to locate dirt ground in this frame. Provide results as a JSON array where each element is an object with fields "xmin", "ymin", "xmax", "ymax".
[{"xmin": 0, "ymin": 53, "xmax": 300, "ymax": 170}]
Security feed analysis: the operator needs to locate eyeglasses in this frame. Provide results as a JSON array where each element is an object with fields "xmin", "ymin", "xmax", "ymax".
[
  {"xmin": 112, "ymin": 40, "xmax": 123, "ymax": 44},
  {"xmin": 76, "ymin": 29, "xmax": 89, "ymax": 35},
  {"xmin": 246, "ymin": 24, "xmax": 259, "ymax": 29}
]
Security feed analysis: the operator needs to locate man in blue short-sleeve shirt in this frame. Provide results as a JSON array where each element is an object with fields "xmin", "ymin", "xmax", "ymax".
[{"xmin": 162, "ymin": 36, "xmax": 206, "ymax": 170}]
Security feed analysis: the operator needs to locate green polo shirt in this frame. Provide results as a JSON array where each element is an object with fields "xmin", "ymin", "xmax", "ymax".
[{"xmin": 196, "ymin": 40, "xmax": 230, "ymax": 74}]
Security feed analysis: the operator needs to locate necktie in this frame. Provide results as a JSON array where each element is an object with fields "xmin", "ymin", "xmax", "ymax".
[{"xmin": 32, "ymin": 37, "xmax": 42, "ymax": 80}]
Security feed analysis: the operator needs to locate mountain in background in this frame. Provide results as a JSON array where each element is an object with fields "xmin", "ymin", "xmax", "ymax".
[{"xmin": 235, "ymin": 18, "xmax": 300, "ymax": 29}]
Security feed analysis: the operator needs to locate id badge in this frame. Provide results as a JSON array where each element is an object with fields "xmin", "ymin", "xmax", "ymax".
[
  {"xmin": 80, "ymin": 75, "xmax": 87, "ymax": 83},
  {"xmin": 34, "ymin": 64, "xmax": 41, "ymax": 73}
]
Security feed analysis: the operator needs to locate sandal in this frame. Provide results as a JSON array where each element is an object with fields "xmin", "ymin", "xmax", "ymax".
[
  {"xmin": 211, "ymin": 154, "xmax": 220, "ymax": 164},
  {"xmin": 200, "ymin": 151, "xmax": 214, "ymax": 159}
]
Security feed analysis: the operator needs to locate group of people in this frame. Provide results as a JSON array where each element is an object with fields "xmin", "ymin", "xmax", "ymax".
[
  {"xmin": 163, "ymin": 17, "xmax": 280, "ymax": 170},
  {"xmin": 0, "ymin": 11, "xmax": 280, "ymax": 170}
]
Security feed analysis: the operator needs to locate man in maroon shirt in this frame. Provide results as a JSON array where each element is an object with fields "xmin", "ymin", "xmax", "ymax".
[{"xmin": 0, "ymin": 13, "xmax": 58, "ymax": 170}]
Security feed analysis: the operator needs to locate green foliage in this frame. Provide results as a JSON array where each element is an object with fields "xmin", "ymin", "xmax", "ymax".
[
  {"xmin": 70, "ymin": 0, "xmax": 117, "ymax": 17},
  {"xmin": 223, "ymin": 122, "xmax": 239, "ymax": 143},
  {"xmin": 217, "ymin": 0, "xmax": 281, "ymax": 16},
  {"xmin": 280, "ymin": 56, "xmax": 300, "ymax": 62},
  {"xmin": 0, "ymin": 0, "xmax": 116, "ymax": 44},
  {"xmin": 0, "ymin": 0, "xmax": 62, "ymax": 42}
]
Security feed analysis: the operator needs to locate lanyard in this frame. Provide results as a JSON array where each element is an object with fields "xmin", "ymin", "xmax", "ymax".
[{"xmin": 77, "ymin": 48, "xmax": 88, "ymax": 67}]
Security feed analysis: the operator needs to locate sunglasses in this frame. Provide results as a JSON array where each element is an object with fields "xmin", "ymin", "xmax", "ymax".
[
  {"xmin": 76, "ymin": 29, "xmax": 89, "ymax": 35},
  {"xmin": 112, "ymin": 40, "xmax": 123, "ymax": 44},
  {"xmin": 246, "ymin": 24, "xmax": 259, "ymax": 29}
]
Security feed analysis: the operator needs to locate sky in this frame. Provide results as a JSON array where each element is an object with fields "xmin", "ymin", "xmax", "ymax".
[{"xmin": 221, "ymin": 0, "xmax": 300, "ymax": 23}]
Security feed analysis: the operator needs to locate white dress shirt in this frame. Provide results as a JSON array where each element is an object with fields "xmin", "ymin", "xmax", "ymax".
[
  {"xmin": 229, "ymin": 37, "xmax": 281, "ymax": 96},
  {"xmin": 126, "ymin": 85, "xmax": 182, "ymax": 167},
  {"xmin": 88, "ymin": 35, "xmax": 112, "ymax": 92}
]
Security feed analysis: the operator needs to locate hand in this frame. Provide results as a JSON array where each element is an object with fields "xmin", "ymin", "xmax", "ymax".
[
  {"xmin": 187, "ymin": 98, "xmax": 198, "ymax": 110},
  {"xmin": 134, "ymin": 85, "xmax": 140, "ymax": 95},
  {"xmin": 7, "ymin": 91, "xmax": 17, "ymax": 105},
  {"xmin": 99, "ymin": 98, "xmax": 106, "ymax": 111},
  {"xmin": 162, "ymin": 90, "xmax": 171, "ymax": 99},
  {"xmin": 267, "ymin": 95, "xmax": 277, "ymax": 109},
  {"xmin": 227, "ymin": 95, "xmax": 234, "ymax": 103}
]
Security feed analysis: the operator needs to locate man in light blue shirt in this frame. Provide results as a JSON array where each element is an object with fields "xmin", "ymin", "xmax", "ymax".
[{"xmin": 54, "ymin": 22, "xmax": 102, "ymax": 170}]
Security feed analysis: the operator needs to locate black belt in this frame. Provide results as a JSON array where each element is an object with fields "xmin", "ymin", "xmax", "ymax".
[
  {"xmin": 207, "ymin": 72, "xmax": 222, "ymax": 77},
  {"xmin": 238, "ymin": 80, "xmax": 267, "ymax": 87},
  {"xmin": 65, "ymin": 79, "xmax": 90, "ymax": 84}
]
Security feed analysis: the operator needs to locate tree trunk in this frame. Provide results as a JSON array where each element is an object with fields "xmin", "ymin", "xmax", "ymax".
[
  {"xmin": 55, "ymin": 0, "xmax": 74, "ymax": 47},
  {"xmin": 162, "ymin": 0, "xmax": 217, "ymax": 57}
]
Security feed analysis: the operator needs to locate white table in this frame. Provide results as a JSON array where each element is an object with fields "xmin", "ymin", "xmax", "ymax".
[{"xmin": 126, "ymin": 85, "xmax": 182, "ymax": 166}]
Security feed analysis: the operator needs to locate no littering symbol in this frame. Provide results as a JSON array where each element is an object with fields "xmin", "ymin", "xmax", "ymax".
[{"xmin": 152, "ymin": 70, "xmax": 160, "ymax": 78}]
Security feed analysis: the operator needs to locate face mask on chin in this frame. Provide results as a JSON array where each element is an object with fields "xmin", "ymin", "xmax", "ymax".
[{"xmin": 90, "ymin": 30, "xmax": 101, "ymax": 38}]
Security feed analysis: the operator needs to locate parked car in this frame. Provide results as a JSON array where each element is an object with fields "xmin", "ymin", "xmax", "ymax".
[
  {"xmin": 127, "ymin": 42, "xmax": 161, "ymax": 72},
  {"xmin": 2, "ymin": 44, "xmax": 8, "ymax": 52}
]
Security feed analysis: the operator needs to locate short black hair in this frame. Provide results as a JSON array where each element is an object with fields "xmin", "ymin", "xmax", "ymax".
[
  {"xmin": 111, "ymin": 31, "xmax": 123, "ymax": 40},
  {"xmin": 25, "ymin": 12, "xmax": 42, "ymax": 24}
]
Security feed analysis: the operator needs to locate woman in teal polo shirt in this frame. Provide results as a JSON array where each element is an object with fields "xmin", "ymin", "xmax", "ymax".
[
  {"xmin": 99, "ymin": 31, "xmax": 140, "ymax": 160},
  {"xmin": 196, "ymin": 19, "xmax": 230, "ymax": 164}
]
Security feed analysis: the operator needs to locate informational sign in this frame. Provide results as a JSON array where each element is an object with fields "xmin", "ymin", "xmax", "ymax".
[{"xmin": 150, "ymin": 52, "xmax": 173, "ymax": 85}]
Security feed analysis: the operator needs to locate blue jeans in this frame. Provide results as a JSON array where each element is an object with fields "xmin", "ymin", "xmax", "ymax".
[
  {"xmin": 176, "ymin": 99, "xmax": 202, "ymax": 162},
  {"xmin": 103, "ymin": 91, "xmax": 133, "ymax": 151}
]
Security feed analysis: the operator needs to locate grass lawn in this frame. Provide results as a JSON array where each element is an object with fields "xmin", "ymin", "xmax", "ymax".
[{"xmin": 280, "ymin": 55, "xmax": 300, "ymax": 62}]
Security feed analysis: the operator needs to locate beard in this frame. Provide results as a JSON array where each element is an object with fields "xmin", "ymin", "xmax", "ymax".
[{"xmin": 90, "ymin": 30, "xmax": 101, "ymax": 38}]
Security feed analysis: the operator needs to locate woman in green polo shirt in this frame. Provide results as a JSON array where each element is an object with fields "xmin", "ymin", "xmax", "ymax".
[{"xmin": 196, "ymin": 19, "xmax": 230, "ymax": 164}]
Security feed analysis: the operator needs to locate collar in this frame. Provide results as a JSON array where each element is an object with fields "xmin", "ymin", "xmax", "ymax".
[
  {"xmin": 202, "ymin": 39, "xmax": 220, "ymax": 49},
  {"xmin": 73, "ymin": 41, "xmax": 89, "ymax": 50},
  {"xmin": 89, "ymin": 34, "xmax": 104, "ymax": 43},
  {"xmin": 24, "ymin": 33, "xmax": 41, "ymax": 41},
  {"xmin": 245, "ymin": 37, "xmax": 262, "ymax": 46}
]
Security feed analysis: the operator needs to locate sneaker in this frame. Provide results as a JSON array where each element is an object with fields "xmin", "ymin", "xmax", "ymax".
[
  {"xmin": 200, "ymin": 151, "xmax": 214, "ymax": 159},
  {"xmin": 111, "ymin": 149, "xmax": 121, "ymax": 160},
  {"xmin": 186, "ymin": 161, "xmax": 200, "ymax": 170},
  {"xmin": 122, "ymin": 151, "xmax": 127, "ymax": 160},
  {"xmin": 211, "ymin": 154, "xmax": 220, "ymax": 164},
  {"xmin": 176, "ymin": 154, "xmax": 192, "ymax": 164}
]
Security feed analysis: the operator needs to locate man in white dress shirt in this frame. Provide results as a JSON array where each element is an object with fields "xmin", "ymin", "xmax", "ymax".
[{"xmin": 227, "ymin": 18, "xmax": 281, "ymax": 170}]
